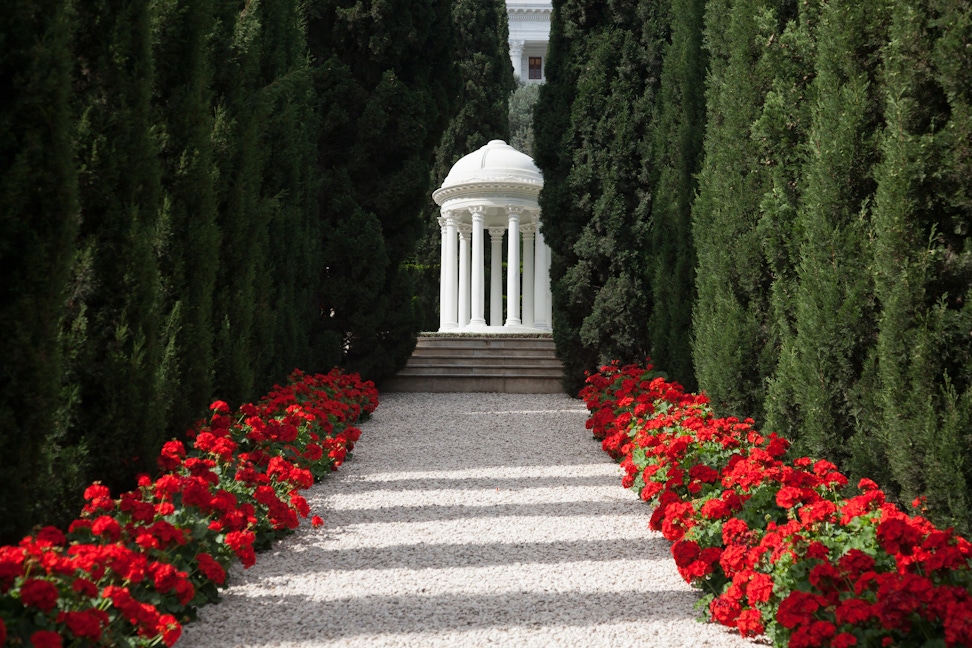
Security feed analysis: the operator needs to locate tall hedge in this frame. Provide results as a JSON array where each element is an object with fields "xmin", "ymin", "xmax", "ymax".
[
  {"xmin": 208, "ymin": 0, "xmax": 271, "ymax": 405},
  {"xmin": 646, "ymin": 0, "xmax": 706, "ymax": 390},
  {"xmin": 258, "ymin": 0, "xmax": 322, "ymax": 382},
  {"xmin": 413, "ymin": 0, "xmax": 515, "ymax": 333},
  {"xmin": 152, "ymin": 0, "xmax": 220, "ymax": 436},
  {"xmin": 0, "ymin": 0, "xmax": 460, "ymax": 541},
  {"xmin": 308, "ymin": 0, "xmax": 459, "ymax": 380},
  {"xmin": 764, "ymin": 0, "xmax": 889, "ymax": 470},
  {"xmin": 63, "ymin": 0, "xmax": 165, "ymax": 496},
  {"xmin": 0, "ymin": 0, "xmax": 77, "ymax": 542},
  {"xmin": 870, "ymin": 0, "xmax": 972, "ymax": 531},
  {"xmin": 535, "ymin": 0, "xmax": 669, "ymax": 395},
  {"xmin": 690, "ymin": 0, "xmax": 781, "ymax": 421}
]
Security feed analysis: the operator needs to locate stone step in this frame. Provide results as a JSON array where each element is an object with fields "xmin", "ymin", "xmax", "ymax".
[
  {"xmin": 406, "ymin": 353, "xmax": 562, "ymax": 366},
  {"xmin": 414, "ymin": 336, "xmax": 556, "ymax": 350},
  {"xmin": 382, "ymin": 334, "xmax": 565, "ymax": 394},
  {"xmin": 395, "ymin": 365, "xmax": 563, "ymax": 377},
  {"xmin": 380, "ymin": 375, "xmax": 563, "ymax": 394},
  {"xmin": 411, "ymin": 349, "xmax": 559, "ymax": 362}
]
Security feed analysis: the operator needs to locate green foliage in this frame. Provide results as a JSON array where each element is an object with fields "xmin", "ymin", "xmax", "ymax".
[
  {"xmin": 647, "ymin": 0, "xmax": 706, "ymax": 390},
  {"xmin": 308, "ymin": 0, "xmax": 460, "ymax": 380},
  {"xmin": 0, "ymin": 0, "xmax": 418, "ymax": 537},
  {"xmin": 151, "ymin": 0, "xmax": 220, "ymax": 436},
  {"xmin": 535, "ymin": 0, "xmax": 668, "ymax": 395},
  {"xmin": 764, "ymin": 0, "xmax": 889, "ymax": 469},
  {"xmin": 691, "ymin": 0, "xmax": 798, "ymax": 423},
  {"xmin": 509, "ymin": 79, "xmax": 540, "ymax": 157},
  {"xmin": 0, "ymin": 0, "xmax": 77, "ymax": 542},
  {"xmin": 254, "ymin": 0, "xmax": 322, "ymax": 384},
  {"xmin": 871, "ymin": 0, "xmax": 972, "ymax": 532},
  {"xmin": 209, "ymin": 0, "xmax": 269, "ymax": 405},
  {"xmin": 412, "ymin": 0, "xmax": 515, "ymax": 333},
  {"xmin": 64, "ymin": 0, "xmax": 166, "ymax": 495}
]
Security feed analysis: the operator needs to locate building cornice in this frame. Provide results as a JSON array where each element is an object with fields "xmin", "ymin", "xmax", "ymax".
[
  {"xmin": 433, "ymin": 179, "xmax": 543, "ymax": 207},
  {"xmin": 508, "ymin": 10, "xmax": 551, "ymax": 18}
]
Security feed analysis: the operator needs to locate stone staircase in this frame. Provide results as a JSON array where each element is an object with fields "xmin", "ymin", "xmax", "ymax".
[{"xmin": 380, "ymin": 334, "xmax": 565, "ymax": 393}]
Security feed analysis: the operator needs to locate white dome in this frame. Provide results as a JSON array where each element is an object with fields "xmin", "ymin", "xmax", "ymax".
[{"xmin": 440, "ymin": 140, "xmax": 542, "ymax": 189}]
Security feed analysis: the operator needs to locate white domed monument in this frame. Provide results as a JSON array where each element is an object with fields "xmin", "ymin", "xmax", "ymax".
[
  {"xmin": 432, "ymin": 139, "xmax": 552, "ymax": 333},
  {"xmin": 383, "ymin": 140, "xmax": 562, "ymax": 393}
]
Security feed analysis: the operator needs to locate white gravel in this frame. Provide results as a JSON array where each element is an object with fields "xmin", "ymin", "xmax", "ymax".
[{"xmin": 178, "ymin": 392, "xmax": 759, "ymax": 647}]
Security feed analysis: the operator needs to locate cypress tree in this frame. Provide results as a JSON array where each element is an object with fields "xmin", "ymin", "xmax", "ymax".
[
  {"xmin": 508, "ymin": 79, "xmax": 540, "ymax": 157},
  {"xmin": 691, "ymin": 0, "xmax": 796, "ymax": 422},
  {"xmin": 210, "ymin": 0, "xmax": 270, "ymax": 404},
  {"xmin": 0, "ymin": 0, "xmax": 77, "ymax": 540},
  {"xmin": 308, "ymin": 0, "xmax": 459, "ymax": 381},
  {"xmin": 647, "ymin": 0, "xmax": 706, "ymax": 389},
  {"xmin": 871, "ymin": 0, "xmax": 972, "ymax": 531},
  {"xmin": 414, "ymin": 0, "xmax": 515, "ymax": 332},
  {"xmin": 151, "ymin": 0, "xmax": 220, "ymax": 434},
  {"xmin": 533, "ymin": 0, "xmax": 585, "ymax": 388},
  {"xmin": 63, "ymin": 0, "xmax": 165, "ymax": 495},
  {"xmin": 535, "ymin": 0, "xmax": 668, "ymax": 395},
  {"xmin": 751, "ymin": 0, "xmax": 816, "ymax": 365},
  {"xmin": 256, "ymin": 0, "xmax": 321, "ymax": 383},
  {"xmin": 764, "ymin": 0, "xmax": 889, "ymax": 468}
]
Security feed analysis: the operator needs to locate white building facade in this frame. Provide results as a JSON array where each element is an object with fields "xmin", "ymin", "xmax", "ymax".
[
  {"xmin": 507, "ymin": 1, "xmax": 552, "ymax": 83},
  {"xmin": 433, "ymin": 140, "xmax": 552, "ymax": 333}
]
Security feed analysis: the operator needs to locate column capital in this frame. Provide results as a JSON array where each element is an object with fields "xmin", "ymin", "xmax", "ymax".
[
  {"xmin": 507, "ymin": 206, "xmax": 526, "ymax": 217},
  {"xmin": 521, "ymin": 223, "xmax": 536, "ymax": 235},
  {"xmin": 457, "ymin": 224, "xmax": 472, "ymax": 236},
  {"xmin": 437, "ymin": 216, "xmax": 447, "ymax": 228},
  {"xmin": 442, "ymin": 209, "xmax": 460, "ymax": 224},
  {"xmin": 488, "ymin": 227, "xmax": 506, "ymax": 238},
  {"xmin": 469, "ymin": 204, "xmax": 487, "ymax": 216}
]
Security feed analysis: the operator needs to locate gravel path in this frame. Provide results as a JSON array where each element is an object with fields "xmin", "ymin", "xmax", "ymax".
[{"xmin": 178, "ymin": 392, "xmax": 758, "ymax": 647}]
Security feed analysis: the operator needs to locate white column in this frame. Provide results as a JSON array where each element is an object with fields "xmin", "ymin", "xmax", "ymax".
[
  {"xmin": 489, "ymin": 227, "xmax": 505, "ymax": 327},
  {"xmin": 506, "ymin": 207, "xmax": 522, "ymax": 326},
  {"xmin": 546, "ymin": 238, "xmax": 553, "ymax": 328},
  {"xmin": 458, "ymin": 224, "xmax": 471, "ymax": 328},
  {"xmin": 438, "ymin": 216, "xmax": 448, "ymax": 331},
  {"xmin": 521, "ymin": 224, "xmax": 535, "ymax": 328},
  {"xmin": 443, "ymin": 211, "xmax": 459, "ymax": 330},
  {"xmin": 533, "ymin": 222, "xmax": 548, "ymax": 330},
  {"xmin": 470, "ymin": 207, "xmax": 486, "ymax": 327},
  {"xmin": 510, "ymin": 40, "xmax": 525, "ymax": 79}
]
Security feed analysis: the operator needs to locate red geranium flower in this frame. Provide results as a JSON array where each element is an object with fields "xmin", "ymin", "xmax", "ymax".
[
  {"xmin": 710, "ymin": 592, "xmax": 742, "ymax": 625},
  {"xmin": 72, "ymin": 577, "xmax": 99, "ymax": 598},
  {"xmin": 722, "ymin": 517, "xmax": 750, "ymax": 545},
  {"xmin": 775, "ymin": 486, "xmax": 806, "ymax": 509},
  {"xmin": 701, "ymin": 498, "xmax": 730, "ymax": 520},
  {"xmin": 747, "ymin": 572, "xmax": 774, "ymax": 605},
  {"xmin": 158, "ymin": 613, "xmax": 182, "ymax": 647},
  {"xmin": 833, "ymin": 633, "xmax": 858, "ymax": 648},
  {"xmin": 58, "ymin": 609, "xmax": 109, "ymax": 641},
  {"xmin": 29, "ymin": 630, "xmax": 62, "ymax": 648},
  {"xmin": 789, "ymin": 621, "xmax": 836, "ymax": 648},
  {"xmin": 736, "ymin": 608, "xmax": 764, "ymax": 637},
  {"xmin": 776, "ymin": 591, "xmax": 824, "ymax": 629},
  {"xmin": 19, "ymin": 578, "xmax": 60, "ymax": 611},
  {"xmin": 195, "ymin": 552, "xmax": 227, "ymax": 585},
  {"xmin": 836, "ymin": 598, "xmax": 875, "ymax": 626}
]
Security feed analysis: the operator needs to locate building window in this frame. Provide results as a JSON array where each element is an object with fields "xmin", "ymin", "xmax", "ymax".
[{"xmin": 529, "ymin": 56, "xmax": 542, "ymax": 80}]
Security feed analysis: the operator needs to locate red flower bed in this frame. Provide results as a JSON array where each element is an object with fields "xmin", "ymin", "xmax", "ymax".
[
  {"xmin": 581, "ymin": 361, "xmax": 972, "ymax": 647},
  {"xmin": 0, "ymin": 368, "xmax": 377, "ymax": 647}
]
